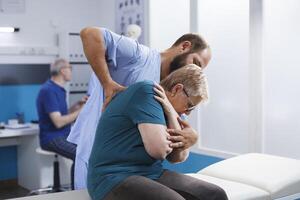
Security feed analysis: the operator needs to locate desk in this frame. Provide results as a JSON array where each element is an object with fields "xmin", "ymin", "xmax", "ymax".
[
  {"xmin": 0, "ymin": 124, "xmax": 38, "ymax": 147},
  {"xmin": 0, "ymin": 124, "xmax": 39, "ymax": 137},
  {"xmin": 0, "ymin": 124, "xmax": 71, "ymax": 190}
]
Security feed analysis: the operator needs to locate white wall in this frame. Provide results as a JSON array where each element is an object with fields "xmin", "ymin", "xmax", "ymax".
[
  {"xmin": 0, "ymin": 0, "xmax": 115, "ymax": 63},
  {"xmin": 196, "ymin": 0, "xmax": 250, "ymax": 155},
  {"xmin": 148, "ymin": 0, "xmax": 190, "ymax": 50},
  {"xmin": 263, "ymin": 0, "xmax": 300, "ymax": 159}
]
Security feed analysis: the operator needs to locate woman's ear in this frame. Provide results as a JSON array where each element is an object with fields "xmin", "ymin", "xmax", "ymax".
[{"xmin": 170, "ymin": 83, "xmax": 184, "ymax": 96}]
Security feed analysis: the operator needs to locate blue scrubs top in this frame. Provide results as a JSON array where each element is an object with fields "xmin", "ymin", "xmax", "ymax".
[
  {"xmin": 87, "ymin": 81, "xmax": 166, "ymax": 200},
  {"xmin": 36, "ymin": 80, "xmax": 70, "ymax": 146},
  {"xmin": 67, "ymin": 28, "xmax": 161, "ymax": 165}
]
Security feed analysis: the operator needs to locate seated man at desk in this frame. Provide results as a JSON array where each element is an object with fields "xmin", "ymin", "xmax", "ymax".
[
  {"xmin": 88, "ymin": 64, "xmax": 228, "ymax": 200},
  {"xmin": 36, "ymin": 58, "xmax": 87, "ymax": 188}
]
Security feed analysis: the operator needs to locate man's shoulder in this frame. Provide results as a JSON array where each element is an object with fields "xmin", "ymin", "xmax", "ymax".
[
  {"xmin": 39, "ymin": 80, "xmax": 63, "ymax": 97},
  {"xmin": 40, "ymin": 82, "xmax": 54, "ymax": 92},
  {"xmin": 39, "ymin": 81, "xmax": 51, "ymax": 93}
]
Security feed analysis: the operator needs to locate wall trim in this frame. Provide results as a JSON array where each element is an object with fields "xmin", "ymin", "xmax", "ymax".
[
  {"xmin": 191, "ymin": 147, "xmax": 238, "ymax": 159},
  {"xmin": 0, "ymin": 46, "xmax": 59, "ymax": 56}
]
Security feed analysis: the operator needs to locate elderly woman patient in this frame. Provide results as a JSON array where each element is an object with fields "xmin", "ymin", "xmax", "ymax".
[{"xmin": 87, "ymin": 64, "xmax": 228, "ymax": 200}]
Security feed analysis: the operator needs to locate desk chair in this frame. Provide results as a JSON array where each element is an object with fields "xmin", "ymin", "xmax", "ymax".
[{"xmin": 28, "ymin": 147, "xmax": 68, "ymax": 195}]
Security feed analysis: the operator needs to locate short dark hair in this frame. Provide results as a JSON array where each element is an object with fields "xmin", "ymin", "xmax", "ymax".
[{"xmin": 172, "ymin": 33, "xmax": 208, "ymax": 53}]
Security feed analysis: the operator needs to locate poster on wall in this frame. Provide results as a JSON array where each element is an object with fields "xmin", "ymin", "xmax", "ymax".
[
  {"xmin": 0, "ymin": 0, "xmax": 25, "ymax": 14},
  {"xmin": 115, "ymin": 0, "xmax": 146, "ymax": 44}
]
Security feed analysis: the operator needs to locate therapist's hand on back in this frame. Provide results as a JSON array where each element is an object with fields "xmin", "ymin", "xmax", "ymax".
[
  {"xmin": 167, "ymin": 117, "xmax": 198, "ymax": 150},
  {"xmin": 102, "ymin": 80, "xmax": 126, "ymax": 111}
]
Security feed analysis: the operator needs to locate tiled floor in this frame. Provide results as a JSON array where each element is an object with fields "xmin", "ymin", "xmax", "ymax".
[
  {"xmin": 0, "ymin": 185, "xmax": 29, "ymax": 199},
  {"xmin": 0, "ymin": 185, "xmax": 73, "ymax": 199},
  {"xmin": 0, "ymin": 179, "xmax": 72, "ymax": 200}
]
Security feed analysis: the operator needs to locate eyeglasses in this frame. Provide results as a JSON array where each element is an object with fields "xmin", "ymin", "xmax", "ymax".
[{"xmin": 182, "ymin": 87, "xmax": 196, "ymax": 112}]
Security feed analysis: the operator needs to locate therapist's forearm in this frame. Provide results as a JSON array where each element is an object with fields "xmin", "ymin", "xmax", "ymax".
[{"xmin": 80, "ymin": 27, "xmax": 112, "ymax": 87}]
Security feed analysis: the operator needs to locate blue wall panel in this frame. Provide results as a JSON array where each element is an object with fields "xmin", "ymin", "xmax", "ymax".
[
  {"xmin": 0, "ymin": 85, "xmax": 41, "ymax": 123},
  {"xmin": 163, "ymin": 152, "xmax": 223, "ymax": 173}
]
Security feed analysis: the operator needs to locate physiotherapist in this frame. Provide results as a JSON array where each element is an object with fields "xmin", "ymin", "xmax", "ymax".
[{"xmin": 67, "ymin": 26, "xmax": 212, "ymax": 189}]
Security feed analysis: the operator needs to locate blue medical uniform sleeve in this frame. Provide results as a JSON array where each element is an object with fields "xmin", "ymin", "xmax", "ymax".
[
  {"xmin": 42, "ymin": 89, "xmax": 60, "ymax": 114},
  {"xmin": 101, "ymin": 28, "xmax": 141, "ymax": 69},
  {"xmin": 87, "ymin": 73, "xmax": 97, "ymax": 96},
  {"xmin": 126, "ymin": 82, "xmax": 166, "ymax": 126}
]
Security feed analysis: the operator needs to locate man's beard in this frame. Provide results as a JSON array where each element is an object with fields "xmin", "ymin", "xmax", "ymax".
[{"xmin": 169, "ymin": 52, "xmax": 190, "ymax": 73}]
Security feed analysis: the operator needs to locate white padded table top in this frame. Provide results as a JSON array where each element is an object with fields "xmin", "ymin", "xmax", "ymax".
[
  {"xmin": 187, "ymin": 173, "xmax": 270, "ymax": 200},
  {"xmin": 199, "ymin": 153, "xmax": 300, "ymax": 199}
]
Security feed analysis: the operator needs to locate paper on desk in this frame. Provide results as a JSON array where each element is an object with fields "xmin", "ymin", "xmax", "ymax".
[{"xmin": 5, "ymin": 124, "xmax": 30, "ymax": 129}]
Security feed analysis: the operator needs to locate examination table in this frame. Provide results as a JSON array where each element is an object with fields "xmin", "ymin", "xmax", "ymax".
[{"xmin": 12, "ymin": 153, "xmax": 300, "ymax": 200}]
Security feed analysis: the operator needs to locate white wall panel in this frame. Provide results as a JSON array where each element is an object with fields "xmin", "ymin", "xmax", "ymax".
[
  {"xmin": 197, "ymin": 0, "xmax": 250, "ymax": 154},
  {"xmin": 263, "ymin": 0, "xmax": 300, "ymax": 159},
  {"xmin": 148, "ymin": 0, "xmax": 190, "ymax": 50}
]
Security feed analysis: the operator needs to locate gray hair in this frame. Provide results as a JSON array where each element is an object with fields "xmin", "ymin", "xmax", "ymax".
[
  {"xmin": 160, "ymin": 64, "xmax": 209, "ymax": 103},
  {"xmin": 50, "ymin": 58, "xmax": 69, "ymax": 76}
]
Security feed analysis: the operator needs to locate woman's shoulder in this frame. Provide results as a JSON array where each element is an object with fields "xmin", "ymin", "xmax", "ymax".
[
  {"xmin": 132, "ymin": 80, "xmax": 155, "ymax": 90},
  {"xmin": 119, "ymin": 81, "xmax": 156, "ymax": 102}
]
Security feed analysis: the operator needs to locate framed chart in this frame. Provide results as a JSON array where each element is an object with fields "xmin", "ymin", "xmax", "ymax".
[{"xmin": 115, "ymin": 0, "xmax": 147, "ymax": 44}]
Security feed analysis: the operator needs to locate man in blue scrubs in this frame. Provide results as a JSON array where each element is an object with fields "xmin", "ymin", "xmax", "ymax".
[{"xmin": 67, "ymin": 27, "xmax": 212, "ymax": 189}]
